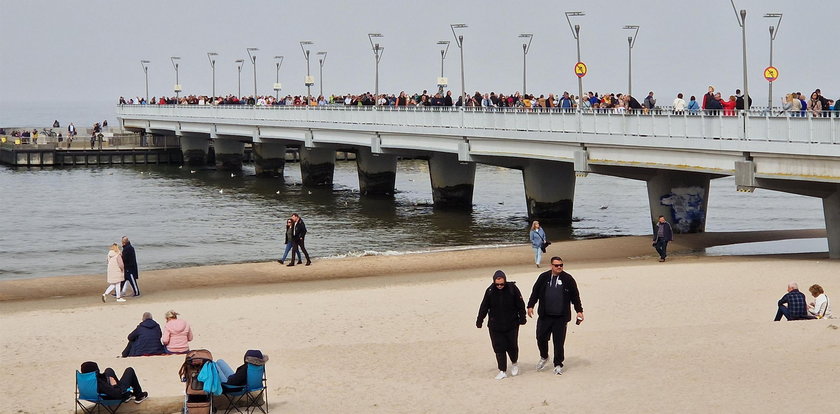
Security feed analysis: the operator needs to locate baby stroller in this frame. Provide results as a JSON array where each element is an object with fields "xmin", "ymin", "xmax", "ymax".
[{"xmin": 179, "ymin": 349, "xmax": 219, "ymax": 414}]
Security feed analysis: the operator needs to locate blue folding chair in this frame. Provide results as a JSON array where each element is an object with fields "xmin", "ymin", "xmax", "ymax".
[
  {"xmin": 75, "ymin": 370, "xmax": 127, "ymax": 414},
  {"xmin": 220, "ymin": 364, "xmax": 268, "ymax": 414}
]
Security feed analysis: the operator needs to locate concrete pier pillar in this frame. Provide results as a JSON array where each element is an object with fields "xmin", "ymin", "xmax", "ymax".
[
  {"xmin": 823, "ymin": 189, "xmax": 840, "ymax": 259},
  {"xmin": 180, "ymin": 135, "xmax": 210, "ymax": 166},
  {"xmin": 253, "ymin": 143, "xmax": 286, "ymax": 176},
  {"xmin": 300, "ymin": 147, "xmax": 335, "ymax": 186},
  {"xmin": 428, "ymin": 153, "xmax": 475, "ymax": 208},
  {"xmin": 356, "ymin": 148, "xmax": 397, "ymax": 195},
  {"xmin": 523, "ymin": 160, "xmax": 576, "ymax": 225},
  {"xmin": 646, "ymin": 171, "xmax": 711, "ymax": 234},
  {"xmin": 214, "ymin": 139, "xmax": 244, "ymax": 170}
]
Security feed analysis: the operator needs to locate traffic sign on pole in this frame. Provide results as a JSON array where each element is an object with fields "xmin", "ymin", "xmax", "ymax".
[
  {"xmin": 764, "ymin": 66, "xmax": 779, "ymax": 82},
  {"xmin": 574, "ymin": 62, "xmax": 587, "ymax": 78}
]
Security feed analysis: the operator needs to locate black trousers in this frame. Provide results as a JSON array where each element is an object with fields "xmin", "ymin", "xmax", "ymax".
[
  {"xmin": 536, "ymin": 315, "xmax": 569, "ymax": 368},
  {"xmin": 291, "ymin": 237, "xmax": 310, "ymax": 263},
  {"xmin": 489, "ymin": 326, "xmax": 519, "ymax": 371},
  {"xmin": 101, "ymin": 367, "xmax": 143, "ymax": 399},
  {"xmin": 120, "ymin": 272, "xmax": 140, "ymax": 296}
]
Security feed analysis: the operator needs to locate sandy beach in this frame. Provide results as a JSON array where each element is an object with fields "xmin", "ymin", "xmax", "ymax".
[{"xmin": 2, "ymin": 230, "xmax": 839, "ymax": 413}]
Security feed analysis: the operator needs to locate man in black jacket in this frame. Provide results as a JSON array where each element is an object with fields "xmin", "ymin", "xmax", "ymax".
[
  {"xmin": 79, "ymin": 361, "xmax": 148, "ymax": 403},
  {"xmin": 288, "ymin": 213, "xmax": 311, "ymax": 266},
  {"xmin": 476, "ymin": 270, "xmax": 526, "ymax": 380},
  {"xmin": 527, "ymin": 257, "xmax": 584, "ymax": 375},
  {"xmin": 121, "ymin": 312, "xmax": 166, "ymax": 357},
  {"xmin": 120, "ymin": 236, "xmax": 140, "ymax": 296}
]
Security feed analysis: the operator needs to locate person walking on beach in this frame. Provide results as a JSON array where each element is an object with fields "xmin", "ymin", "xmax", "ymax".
[
  {"xmin": 774, "ymin": 282, "xmax": 811, "ymax": 321},
  {"xmin": 120, "ymin": 236, "xmax": 141, "ymax": 297},
  {"xmin": 652, "ymin": 216, "xmax": 673, "ymax": 262},
  {"xmin": 162, "ymin": 310, "xmax": 193, "ymax": 353},
  {"xmin": 278, "ymin": 217, "xmax": 301, "ymax": 265},
  {"xmin": 103, "ymin": 243, "xmax": 126, "ymax": 303},
  {"xmin": 527, "ymin": 256, "xmax": 584, "ymax": 375},
  {"xmin": 529, "ymin": 221, "xmax": 548, "ymax": 267},
  {"xmin": 288, "ymin": 213, "xmax": 311, "ymax": 266},
  {"xmin": 476, "ymin": 270, "xmax": 527, "ymax": 380}
]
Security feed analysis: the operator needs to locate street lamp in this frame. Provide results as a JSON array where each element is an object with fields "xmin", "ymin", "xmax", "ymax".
[
  {"xmin": 622, "ymin": 25, "xmax": 639, "ymax": 97},
  {"xmin": 235, "ymin": 59, "xmax": 245, "ymax": 97},
  {"xmin": 207, "ymin": 52, "xmax": 218, "ymax": 99},
  {"xmin": 139, "ymin": 60, "xmax": 150, "ymax": 103},
  {"xmin": 730, "ymin": 0, "xmax": 749, "ymax": 110},
  {"xmin": 246, "ymin": 47, "xmax": 259, "ymax": 99},
  {"xmin": 273, "ymin": 55, "xmax": 284, "ymax": 101},
  {"xmin": 518, "ymin": 33, "xmax": 533, "ymax": 96},
  {"xmin": 300, "ymin": 41, "xmax": 314, "ymax": 101},
  {"xmin": 565, "ymin": 11, "xmax": 585, "ymax": 111},
  {"xmin": 316, "ymin": 51, "xmax": 327, "ymax": 98},
  {"xmin": 436, "ymin": 40, "xmax": 450, "ymax": 95},
  {"xmin": 368, "ymin": 33, "xmax": 384, "ymax": 103},
  {"xmin": 170, "ymin": 56, "xmax": 181, "ymax": 100},
  {"xmin": 450, "ymin": 24, "xmax": 467, "ymax": 107},
  {"xmin": 764, "ymin": 12, "xmax": 782, "ymax": 109}
]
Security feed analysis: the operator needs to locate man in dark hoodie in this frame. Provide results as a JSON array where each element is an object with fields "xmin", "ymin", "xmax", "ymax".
[
  {"xmin": 79, "ymin": 361, "xmax": 148, "ymax": 403},
  {"xmin": 121, "ymin": 312, "xmax": 166, "ymax": 357},
  {"xmin": 120, "ymin": 236, "xmax": 140, "ymax": 297},
  {"xmin": 476, "ymin": 270, "xmax": 527, "ymax": 380}
]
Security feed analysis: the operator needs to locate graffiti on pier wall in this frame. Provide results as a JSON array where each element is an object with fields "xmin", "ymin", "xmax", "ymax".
[{"xmin": 660, "ymin": 186, "xmax": 705, "ymax": 233}]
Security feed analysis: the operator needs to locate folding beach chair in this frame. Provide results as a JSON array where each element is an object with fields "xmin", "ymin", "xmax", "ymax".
[
  {"xmin": 220, "ymin": 363, "xmax": 268, "ymax": 414},
  {"xmin": 179, "ymin": 349, "xmax": 216, "ymax": 414},
  {"xmin": 75, "ymin": 370, "xmax": 127, "ymax": 414}
]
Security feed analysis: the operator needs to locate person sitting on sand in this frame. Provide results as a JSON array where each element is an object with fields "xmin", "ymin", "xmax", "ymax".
[
  {"xmin": 79, "ymin": 361, "xmax": 148, "ymax": 404},
  {"xmin": 121, "ymin": 312, "xmax": 166, "ymax": 357},
  {"xmin": 807, "ymin": 284, "xmax": 832, "ymax": 319},
  {"xmin": 774, "ymin": 282, "xmax": 812, "ymax": 321},
  {"xmin": 162, "ymin": 310, "xmax": 193, "ymax": 353}
]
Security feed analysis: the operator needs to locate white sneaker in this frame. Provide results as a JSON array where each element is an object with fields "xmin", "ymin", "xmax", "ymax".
[
  {"xmin": 536, "ymin": 358, "xmax": 548, "ymax": 371},
  {"xmin": 101, "ymin": 294, "xmax": 107, "ymax": 303},
  {"xmin": 511, "ymin": 364, "xmax": 520, "ymax": 376},
  {"xmin": 116, "ymin": 298, "xmax": 126, "ymax": 302},
  {"xmin": 494, "ymin": 371, "xmax": 507, "ymax": 380},
  {"xmin": 553, "ymin": 366, "xmax": 563, "ymax": 375}
]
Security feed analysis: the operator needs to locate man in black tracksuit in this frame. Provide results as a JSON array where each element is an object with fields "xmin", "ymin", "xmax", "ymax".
[
  {"xmin": 527, "ymin": 256, "xmax": 584, "ymax": 375},
  {"xmin": 476, "ymin": 270, "xmax": 527, "ymax": 379}
]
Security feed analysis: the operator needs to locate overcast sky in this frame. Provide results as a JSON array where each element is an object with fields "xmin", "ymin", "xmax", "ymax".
[{"xmin": 1, "ymin": 0, "xmax": 837, "ymax": 105}]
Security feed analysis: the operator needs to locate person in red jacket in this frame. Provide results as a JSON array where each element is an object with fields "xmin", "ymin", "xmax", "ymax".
[{"xmin": 721, "ymin": 95, "xmax": 737, "ymax": 116}]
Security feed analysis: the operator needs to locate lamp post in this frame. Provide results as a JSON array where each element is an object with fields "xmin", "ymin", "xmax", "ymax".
[
  {"xmin": 368, "ymin": 33, "xmax": 384, "ymax": 104},
  {"xmin": 170, "ymin": 56, "xmax": 181, "ymax": 100},
  {"xmin": 518, "ymin": 33, "xmax": 533, "ymax": 96},
  {"xmin": 764, "ymin": 13, "xmax": 782, "ymax": 110},
  {"xmin": 246, "ymin": 47, "xmax": 259, "ymax": 98},
  {"xmin": 622, "ymin": 25, "xmax": 639, "ymax": 97},
  {"xmin": 316, "ymin": 51, "xmax": 327, "ymax": 98},
  {"xmin": 235, "ymin": 59, "xmax": 244, "ymax": 97},
  {"xmin": 436, "ymin": 40, "xmax": 450, "ymax": 95},
  {"xmin": 565, "ymin": 11, "xmax": 585, "ymax": 111},
  {"xmin": 730, "ymin": 1, "xmax": 749, "ymax": 110},
  {"xmin": 300, "ymin": 41, "xmax": 314, "ymax": 101},
  {"xmin": 450, "ymin": 24, "xmax": 467, "ymax": 107},
  {"xmin": 207, "ymin": 52, "xmax": 218, "ymax": 99},
  {"xmin": 139, "ymin": 60, "xmax": 150, "ymax": 103},
  {"xmin": 274, "ymin": 55, "xmax": 284, "ymax": 101}
]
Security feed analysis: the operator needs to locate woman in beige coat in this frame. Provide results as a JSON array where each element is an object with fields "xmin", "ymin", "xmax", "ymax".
[{"xmin": 103, "ymin": 243, "xmax": 126, "ymax": 302}]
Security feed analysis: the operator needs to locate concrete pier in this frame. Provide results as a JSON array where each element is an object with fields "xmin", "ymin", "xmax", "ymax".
[
  {"xmin": 180, "ymin": 135, "xmax": 210, "ymax": 166},
  {"xmin": 646, "ymin": 171, "xmax": 712, "ymax": 234},
  {"xmin": 253, "ymin": 142, "xmax": 286, "ymax": 176},
  {"xmin": 214, "ymin": 139, "xmax": 244, "ymax": 170},
  {"xmin": 523, "ymin": 160, "xmax": 576, "ymax": 225},
  {"xmin": 428, "ymin": 153, "xmax": 475, "ymax": 208},
  {"xmin": 356, "ymin": 148, "xmax": 397, "ymax": 195},
  {"xmin": 824, "ymin": 189, "xmax": 840, "ymax": 259},
  {"xmin": 300, "ymin": 147, "xmax": 335, "ymax": 186}
]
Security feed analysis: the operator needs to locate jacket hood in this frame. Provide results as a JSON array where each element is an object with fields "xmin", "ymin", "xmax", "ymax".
[
  {"xmin": 167, "ymin": 318, "xmax": 189, "ymax": 333},
  {"xmin": 139, "ymin": 319, "xmax": 160, "ymax": 329}
]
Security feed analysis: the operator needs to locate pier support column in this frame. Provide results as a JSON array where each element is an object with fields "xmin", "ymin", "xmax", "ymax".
[
  {"xmin": 300, "ymin": 147, "xmax": 335, "ymax": 186},
  {"xmin": 214, "ymin": 139, "xmax": 244, "ymax": 170},
  {"xmin": 428, "ymin": 153, "xmax": 475, "ymax": 208},
  {"xmin": 253, "ymin": 143, "xmax": 286, "ymax": 176},
  {"xmin": 523, "ymin": 160, "xmax": 576, "ymax": 225},
  {"xmin": 356, "ymin": 148, "xmax": 397, "ymax": 195},
  {"xmin": 823, "ymin": 189, "xmax": 840, "ymax": 259},
  {"xmin": 180, "ymin": 135, "xmax": 210, "ymax": 166},
  {"xmin": 646, "ymin": 171, "xmax": 711, "ymax": 234}
]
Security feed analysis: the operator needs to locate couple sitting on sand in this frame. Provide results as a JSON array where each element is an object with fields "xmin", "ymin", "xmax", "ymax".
[
  {"xmin": 120, "ymin": 310, "xmax": 194, "ymax": 357},
  {"xmin": 774, "ymin": 282, "xmax": 833, "ymax": 321}
]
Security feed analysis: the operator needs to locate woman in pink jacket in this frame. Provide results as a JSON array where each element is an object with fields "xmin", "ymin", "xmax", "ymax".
[{"xmin": 162, "ymin": 310, "xmax": 193, "ymax": 353}]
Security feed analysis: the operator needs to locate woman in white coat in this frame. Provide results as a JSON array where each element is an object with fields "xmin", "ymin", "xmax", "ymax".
[{"xmin": 103, "ymin": 243, "xmax": 126, "ymax": 302}]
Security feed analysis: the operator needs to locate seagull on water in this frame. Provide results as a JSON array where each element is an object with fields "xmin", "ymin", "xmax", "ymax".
[
  {"xmin": 230, "ymin": 173, "xmax": 235, "ymax": 178},
  {"xmin": 190, "ymin": 170, "xmax": 196, "ymax": 174},
  {"xmin": 276, "ymin": 190, "xmax": 280, "ymax": 194},
  {"xmin": 219, "ymin": 189, "xmax": 224, "ymax": 194}
]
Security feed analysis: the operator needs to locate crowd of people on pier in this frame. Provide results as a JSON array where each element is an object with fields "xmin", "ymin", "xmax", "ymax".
[{"xmin": 118, "ymin": 85, "xmax": 840, "ymax": 117}]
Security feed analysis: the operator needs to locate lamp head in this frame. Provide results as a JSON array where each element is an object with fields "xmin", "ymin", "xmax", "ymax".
[{"xmin": 437, "ymin": 40, "xmax": 450, "ymax": 45}]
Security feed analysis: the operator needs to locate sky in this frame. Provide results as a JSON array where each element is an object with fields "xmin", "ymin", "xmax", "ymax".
[{"xmin": 1, "ymin": 0, "xmax": 838, "ymax": 106}]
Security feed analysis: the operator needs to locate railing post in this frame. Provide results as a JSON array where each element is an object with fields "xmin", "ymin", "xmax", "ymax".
[
  {"xmin": 786, "ymin": 111, "xmax": 791, "ymax": 142},
  {"xmin": 808, "ymin": 112, "xmax": 814, "ymax": 143}
]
